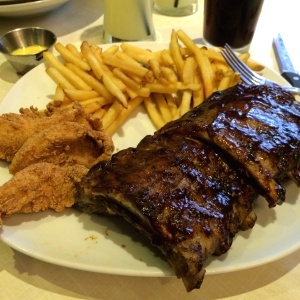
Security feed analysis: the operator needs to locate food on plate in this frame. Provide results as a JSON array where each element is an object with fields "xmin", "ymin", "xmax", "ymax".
[
  {"xmin": 0, "ymin": 103, "xmax": 113, "ymax": 226},
  {"xmin": 0, "ymin": 162, "xmax": 87, "ymax": 226},
  {"xmin": 160, "ymin": 84, "xmax": 300, "ymax": 207},
  {"xmin": 9, "ymin": 121, "xmax": 113, "ymax": 174},
  {"xmin": 43, "ymin": 29, "xmax": 263, "ymax": 133},
  {"xmin": 0, "ymin": 28, "xmax": 287, "ymax": 292},
  {"xmin": 0, "ymin": 103, "xmax": 86, "ymax": 161},
  {"xmin": 76, "ymin": 84, "xmax": 300, "ymax": 292}
]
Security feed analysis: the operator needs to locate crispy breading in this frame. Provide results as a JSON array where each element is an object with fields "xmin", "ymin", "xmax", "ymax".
[
  {"xmin": 0, "ymin": 103, "xmax": 86, "ymax": 161},
  {"xmin": 9, "ymin": 121, "xmax": 113, "ymax": 174},
  {"xmin": 0, "ymin": 102, "xmax": 114, "ymax": 226},
  {"xmin": 0, "ymin": 162, "xmax": 88, "ymax": 226}
]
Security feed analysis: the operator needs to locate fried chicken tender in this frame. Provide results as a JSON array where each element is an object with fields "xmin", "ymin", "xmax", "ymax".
[
  {"xmin": 0, "ymin": 103, "xmax": 86, "ymax": 161},
  {"xmin": 9, "ymin": 121, "xmax": 114, "ymax": 174},
  {"xmin": 0, "ymin": 162, "xmax": 88, "ymax": 226},
  {"xmin": 0, "ymin": 102, "xmax": 114, "ymax": 226}
]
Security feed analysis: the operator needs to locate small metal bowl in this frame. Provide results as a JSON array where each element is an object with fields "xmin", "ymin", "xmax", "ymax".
[{"xmin": 0, "ymin": 27, "xmax": 56, "ymax": 75}]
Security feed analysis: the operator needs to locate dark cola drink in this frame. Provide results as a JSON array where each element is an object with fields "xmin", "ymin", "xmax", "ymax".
[{"xmin": 203, "ymin": 0, "xmax": 264, "ymax": 52}]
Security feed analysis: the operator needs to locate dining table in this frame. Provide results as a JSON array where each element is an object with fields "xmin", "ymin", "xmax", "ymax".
[{"xmin": 0, "ymin": 0, "xmax": 300, "ymax": 299}]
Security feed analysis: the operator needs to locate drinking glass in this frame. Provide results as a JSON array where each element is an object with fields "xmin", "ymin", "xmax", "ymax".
[
  {"xmin": 103, "ymin": 0, "xmax": 155, "ymax": 43},
  {"xmin": 203, "ymin": 0, "xmax": 264, "ymax": 52}
]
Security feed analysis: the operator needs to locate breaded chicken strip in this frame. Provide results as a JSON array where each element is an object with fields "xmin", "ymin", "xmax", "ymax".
[
  {"xmin": 9, "ymin": 121, "xmax": 113, "ymax": 174},
  {"xmin": 0, "ymin": 103, "xmax": 86, "ymax": 161},
  {"xmin": 0, "ymin": 162, "xmax": 88, "ymax": 226}
]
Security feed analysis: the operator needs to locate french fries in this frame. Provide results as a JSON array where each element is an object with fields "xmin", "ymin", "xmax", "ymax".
[{"xmin": 43, "ymin": 29, "xmax": 263, "ymax": 134}]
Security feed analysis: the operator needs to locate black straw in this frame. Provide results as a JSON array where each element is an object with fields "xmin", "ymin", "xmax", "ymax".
[{"xmin": 174, "ymin": 0, "xmax": 179, "ymax": 8}]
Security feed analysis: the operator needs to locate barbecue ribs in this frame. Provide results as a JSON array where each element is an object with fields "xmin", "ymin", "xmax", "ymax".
[
  {"xmin": 77, "ymin": 84, "xmax": 300, "ymax": 292},
  {"xmin": 160, "ymin": 83, "xmax": 300, "ymax": 207}
]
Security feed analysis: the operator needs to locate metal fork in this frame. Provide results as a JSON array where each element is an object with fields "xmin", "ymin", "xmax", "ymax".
[{"xmin": 221, "ymin": 43, "xmax": 300, "ymax": 95}]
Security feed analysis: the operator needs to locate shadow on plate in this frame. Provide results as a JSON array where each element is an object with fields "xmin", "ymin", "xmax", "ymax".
[
  {"xmin": 253, "ymin": 181, "xmax": 300, "ymax": 228},
  {"xmin": 0, "ymin": 207, "xmax": 173, "ymax": 275},
  {"xmin": 82, "ymin": 212, "xmax": 173, "ymax": 275}
]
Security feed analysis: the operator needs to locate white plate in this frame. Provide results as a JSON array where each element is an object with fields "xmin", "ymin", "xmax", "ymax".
[
  {"xmin": 0, "ymin": 0, "xmax": 69, "ymax": 17},
  {"xmin": 0, "ymin": 42, "xmax": 300, "ymax": 277}
]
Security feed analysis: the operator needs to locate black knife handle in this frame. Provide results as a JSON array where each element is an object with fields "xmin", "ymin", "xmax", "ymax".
[{"xmin": 282, "ymin": 72, "xmax": 300, "ymax": 88}]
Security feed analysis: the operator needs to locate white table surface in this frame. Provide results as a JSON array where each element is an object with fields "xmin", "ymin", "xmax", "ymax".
[{"xmin": 1, "ymin": 1, "xmax": 300, "ymax": 299}]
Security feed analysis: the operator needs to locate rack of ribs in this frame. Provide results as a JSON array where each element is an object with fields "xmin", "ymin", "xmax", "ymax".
[{"xmin": 76, "ymin": 83, "xmax": 300, "ymax": 292}]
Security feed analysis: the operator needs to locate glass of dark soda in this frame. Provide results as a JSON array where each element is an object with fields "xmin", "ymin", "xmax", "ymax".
[{"xmin": 203, "ymin": 0, "xmax": 264, "ymax": 52}]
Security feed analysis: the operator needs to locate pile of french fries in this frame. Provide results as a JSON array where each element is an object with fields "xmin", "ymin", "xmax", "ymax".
[{"xmin": 43, "ymin": 29, "xmax": 264, "ymax": 135}]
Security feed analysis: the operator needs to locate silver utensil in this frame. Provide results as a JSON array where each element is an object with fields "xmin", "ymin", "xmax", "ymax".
[
  {"xmin": 273, "ymin": 33, "xmax": 300, "ymax": 88},
  {"xmin": 221, "ymin": 43, "xmax": 300, "ymax": 95}
]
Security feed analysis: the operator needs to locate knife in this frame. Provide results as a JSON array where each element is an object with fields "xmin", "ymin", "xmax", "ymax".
[{"xmin": 273, "ymin": 34, "xmax": 300, "ymax": 88}]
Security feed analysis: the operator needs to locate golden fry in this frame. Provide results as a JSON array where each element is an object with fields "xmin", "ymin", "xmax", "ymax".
[
  {"xmin": 63, "ymin": 89, "xmax": 99, "ymax": 101},
  {"xmin": 106, "ymin": 96, "xmax": 144, "ymax": 135},
  {"xmin": 246, "ymin": 60, "xmax": 265, "ymax": 71},
  {"xmin": 113, "ymin": 68, "xmax": 145, "ymax": 94},
  {"xmin": 238, "ymin": 52, "xmax": 250, "ymax": 62},
  {"xmin": 80, "ymin": 41, "xmax": 104, "ymax": 79},
  {"xmin": 144, "ymin": 96, "xmax": 165, "ymax": 129},
  {"xmin": 192, "ymin": 73, "xmax": 205, "ymax": 108},
  {"xmin": 102, "ymin": 52, "xmax": 148, "ymax": 77},
  {"xmin": 103, "ymin": 74, "xmax": 128, "ymax": 108},
  {"xmin": 176, "ymin": 30, "xmax": 216, "ymax": 98},
  {"xmin": 176, "ymin": 82, "xmax": 201, "ymax": 91},
  {"xmin": 121, "ymin": 43, "xmax": 158, "ymax": 63},
  {"xmin": 55, "ymin": 42, "xmax": 91, "ymax": 71},
  {"xmin": 182, "ymin": 57, "xmax": 195, "ymax": 84},
  {"xmin": 113, "ymin": 68, "xmax": 151, "ymax": 98},
  {"xmin": 217, "ymin": 70, "xmax": 234, "ymax": 91},
  {"xmin": 77, "ymin": 97, "xmax": 113, "ymax": 107},
  {"xmin": 161, "ymin": 67, "xmax": 178, "ymax": 83},
  {"xmin": 83, "ymin": 101, "xmax": 102, "ymax": 114},
  {"xmin": 92, "ymin": 108, "xmax": 106, "ymax": 120},
  {"xmin": 81, "ymin": 42, "xmax": 128, "ymax": 108},
  {"xmin": 45, "ymin": 66, "xmax": 76, "ymax": 90},
  {"xmin": 65, "ymin": 62, "xmax": 113, "ymax": 101},
  {"xmin": 145, "ymin": 70, "xmax": 155, "ymax": 84},
  {"xmin": 231, "ymin": 72, "xmax": 242, "ymax": 86},
  {"xmin": 212, "ymin": 62, "xmax": 229, "ymax": 81},
  {"xmin": 101, "ymin": 100, "xmax": 124, "ymax": 130},
  {"xmin": 103, "ymin": 45, "xmax": 119, "ymax": 54},
  {"xmin": 154, "ymin": 93, "xmax": 173, "ymax": 123},
  {"xmin": 170, "ymin": 29, "xmax": 184, "ymax": 79},
  {"xmin": 66, "ymin": 44, "xmax": 83, "ymax": 59},
  {"xmin": 146, "ymin": 83, "xmax": 178, "ymax": 94},
  {"xmin": 149, "ymin": 59, "xmax": 162, "ymax": 81},
  {"xmin": 43, "ymin": 51, "xmax": 92, "ymax": 91},
  {"xmin": 203, "ymin": 47, "xmax": 227, "ymax": 64},
  {"xmin": 161, "ymin": 50, "xmax": 175, "ymax": 67},
  {"xmin": 126, "ymin": 87, "xmax": 139, "ymax": 99},
  {"xmin": 91, "ymin": 47, "xmax": 127, "ymax": 93},
  {"xmin": 165, "ymin": 94, "xmax": 179, "ymax": 119},
  {"xmin": 44, "ymin": 30, "xmax": 263, "ymax": 135},
  {"xmin": 53, "ymin": 85, "xmax": 65, "ymax": 101},
  {"xmin": 180, "ymin": 90, "xmax": 193, "ymax": 116},
  {"xmin": 238, "ymin": 53, "xmax": 264, "ymax": 71}
]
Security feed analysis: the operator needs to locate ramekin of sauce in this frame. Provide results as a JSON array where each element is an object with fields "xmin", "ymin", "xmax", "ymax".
[{"xmin": 0, "ymin": 27, "xmax": 56, "ymax": 75}]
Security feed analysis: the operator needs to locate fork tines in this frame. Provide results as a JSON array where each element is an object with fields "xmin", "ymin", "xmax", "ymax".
[{"xmin": 221, "ymin": 44, "xmax": 262, "ymax": 85}]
